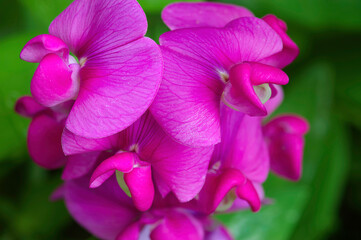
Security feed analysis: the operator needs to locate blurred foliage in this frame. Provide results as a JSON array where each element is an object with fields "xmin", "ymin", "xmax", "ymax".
[{"xmin": 0, "ymin": 0, "xmax": 360, "ymax": 239}]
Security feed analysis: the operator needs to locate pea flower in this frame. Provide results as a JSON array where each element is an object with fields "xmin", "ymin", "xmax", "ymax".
[
  {"xmin": 151, "ymin": 16, "xmax": 290, "ymax": 146},
  {"xmin": 62, "ymin": 111, "xmax": 214, "ymax": 211},
  {"xmin": 161, "ymin": 2, "xmax": 299, "ymax": 68},
  {"xmin": 15, "ymin": 96, "xmax": 99, "ymax": 177},
  {"xmin": 59, "ymin": 174, "xmax": 232, "ymax": 240},
  {"xmin": 185, "ymin": 89, "xmax": 308, "ymax": 214},
  {"xmin": 20, "ymin": 0, "xmax": 163, "ymax": 139}
]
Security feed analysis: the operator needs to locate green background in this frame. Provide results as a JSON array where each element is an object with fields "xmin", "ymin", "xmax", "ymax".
[{"xmin": 0, "ymin": 0, "xmax": 360, "ymax": 239}]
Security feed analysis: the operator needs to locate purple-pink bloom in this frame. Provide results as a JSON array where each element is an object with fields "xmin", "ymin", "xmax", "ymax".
[
  {"xmin": 62, "ymin": 174, "xmax": 232, "ymax": 240},
  {"xmin": 62, "ymin": 111, "xmax": 214, "ymax": 211},
  {"xmin": 263, "ymin": 115, "xmax": 309, "ymax": 181},
  {"xmin": 20, "ymin": 0, "xmax": 163, "ymax": 139},
  {"xmin": 15, "ymin": 96, "xmax": 69, "ymax": 169},
  {"xmin": 151, "ymin": 15, "xmax": 290, "ymax": 146},
  {"xmin": 162, "ymin": 2, "xmax": 299, "ymax": 68},
  {"xmin": 15, "ymin": 96, "xmax": 100, "ymax": 176}
]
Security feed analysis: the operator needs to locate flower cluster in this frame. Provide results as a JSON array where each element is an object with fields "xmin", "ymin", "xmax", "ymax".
[{"xmin": 16, "ymin": 1, "xmax": 309, "ymax": 239}]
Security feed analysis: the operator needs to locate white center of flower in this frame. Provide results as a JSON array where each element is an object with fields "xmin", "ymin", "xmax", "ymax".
[
  {"xmin": 79, "ymin": 57, "xmax": 87, "ymax": 67},
  {"xmin": 253, "ymin": 83, "xmax": 272, "ymax": 104}
]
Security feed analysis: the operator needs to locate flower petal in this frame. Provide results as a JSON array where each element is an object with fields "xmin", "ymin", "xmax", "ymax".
[
  {"xmin": 62, "ymin": 128, "xmax": 118, "ymax": 155},
  {"xmin": 27, "ymin": 114, "xmax": 66, "ymax": 169},
  {"xmin": 199, "ymin": 169, "xmax": 261, "ymax": 213},
  {"xmin": 153, "ymin": 17, "xmax": 283, "ymax": 146},
  {"xmin": 151, "ymin": 47, "xmax": 223, "ymax": 146},
  {"xmin": 261, "ymin": 15, "xmax": 300, "ymax": 68},
  {"xmin": 227, "ymin": 116, "xmax": 270, "ymax": 182},
  {"xmin": 15, "ymin": 96, "xmax": 46, "ymax": 118},
  {"xmin": 62, "ymin": 152, "xmax": 100, "ymax": 180},
  {"xmin": 124, "ymin": 165, "xmax": 155, "ymax": 211},
  {"xmin": 65, "ymin": 37, "xmax": 162, "ymax": 138},
  {"xmin": 263, "ymin": 115, "xmax": 309, "ymax": 181},
  {"xmin": 160, "ymin": 17, "xmax": 283, "ymax": 68},
  {"xmin": 162, "ymin": 2, "xmax": 253, "ymax": 30},
  {"xmin": 64, "ymin": 175, "xmax": 138, "ymax": 240},
  {"xmin": 89, "ymin": 152, "xmax": 136, "ymax": 188},
  {"xmin": 20, "ymin": 34, "xmax": 69, "ymax": 63},
  {"xmin": 31, "ymin": 53, "xmax": 79, "ymax": 107},
  {"xmin": 48, "ymin": 0, "xmax": 148, "ymax": 58},
  {"xmin": 150, "ymin": 210, "xmax": 204, "ymax": 240},
  {"xmin": 150, "ymin": 132, "xmax": 214, "ymax": 202},
  {"xmin": 222, "ymin": 62, "xmax": 288, "ymax": 116}
]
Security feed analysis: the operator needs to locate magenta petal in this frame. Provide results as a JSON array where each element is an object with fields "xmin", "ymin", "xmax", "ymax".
[
  {"xmin": 160, "ymin": 17, "xmax": 283, "ymax": 69},
  {"xmin": 49, "ymin": 184, "xmax": 65, "ymax": 201},
  {"xmin": 205, "ymin": 225, "xmax": 233, "ymax": 240},
  {"xmin": 62, "ymin": 152, "xmax": 100, "ymax": 180},
  {"xmin": 150, "ymin": 210, "xmax": 204, "ymax": 240},
  {"xmin": 150, "ymin": 133, "xmax": 214, "ymax": 202},
  {"xmin": 15, "ymin": 96, "xmax": 46, "ymax": 118},
  {"xmin": 263, "ymin": 115, "xmax": 309, "ymax": 181},
  {"xmin": 221, "ymin": 114, "xmax": 270, "ymax": 183},
  {"xmin": 31, "ymin": 53, "xmax": 79, "ymax": 107},
  {"xmin": 116, "ymin": 222, "xmax": 141, "ymax": 240},
  {"xmin": 150, "ymin": 47, "xmax": 223, "ymax": 146},
  {"xmin": 222, "ymin": 63, "xmax": 289, "ymax": 116},
  {"xmin": 201, "ymin": 169, "xmax": 261, "ymax": 213},
  {"xmin": 64, "ymin": 175, "xmax": 138, "ymax": 240},
  {"xmin": 27, "ymin": 114, "xmax": 66, "ymax": 169},
  {"xmin": 89, "ymin": 152, "xmax": 136, "ymax": 188},
  {"xmin": 49, "ymin": 0, "xmax": 147, "ymax": 57},
  {"xmin": 20, "ymin": 34, "xmax": 69, "ymax": 63},
  {"xmin": 124, "ymin": 165, "xmax": 155, "ymax": 211},
  {"xmin": 62, "ymin": 128, "xmax": 118, "ymax": 156},
  {"xmin": 236, "ymin": 178, "xmax": 261, "ymax": 212},
  {"xmin": 66, "ymin": 37, "xmax": 162, "ymax": 138},
  {"xmin": 162, "ymin": 2, "xmax": 254, "ymax": 30},
  {"xmin": 261, "ymin": 15, "xmax": 300, "ymax": 68}
]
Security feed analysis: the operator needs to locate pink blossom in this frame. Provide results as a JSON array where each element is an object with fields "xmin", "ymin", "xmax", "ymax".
[
  {"xmin": 162, "ymin": 2, "xmax": 299, "ymax": 68},
  {"xmin": 20, "ymin": 0, "xmax": 163, "ymax": 139},
  {"xmin": 151, "ymin": 15, "xmax": 291, "ymax": 146},
  {"xmin": 62, "ymin": 111, "xmax": 214, "ymax": 211},
  {"xmin": 61, "ymin": 174, "xmax": 232, "ymax": 240},
  {"xmin": 15, "ymin": 96, "xmax": 99, "ymax": 176}
]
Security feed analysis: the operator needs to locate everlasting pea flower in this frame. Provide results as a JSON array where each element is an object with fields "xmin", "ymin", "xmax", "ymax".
[
  {"xmin": 15, "ymin": 96, "xmax": 70, "ymax": 169},
  {"xmin": 263, "ymin": 115, "xmax": 309, "ymax": 181},
  {"xmin": 60, "ymin": 175, "xmax": 232, "ymax": 240},
  {"xmin": 162, "ymin": 2, "xmax": 299, "ymax": 68},
  {"xmin": 191, "ymin": 91, "xmax": 309, "ymax": 214},
  {"xmin": 62, "ymin": 111, "xmax": 214, "ymax": 211},
  {"xmin": 151, "ymin": 16, "xmax": 290, "ymax": 146},
  {"xmin": 195, "ymin": 104, "xmax": 269, "ymax": 213},
  {"xmin": 15, "ymin": 96, "xmax": 100, "ymax": 177},
  {"xmin": 20, "ymin": 0, "xmax": 163, "ymax": 138}
]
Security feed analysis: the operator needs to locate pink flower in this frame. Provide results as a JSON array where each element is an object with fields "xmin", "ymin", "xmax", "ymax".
[
  {"xmin": 186, "ymin": 89, "xmax": 309, "ymax": 214},
  {"xmin": 20, "ymin": 0, "xmax": 163, "ymax": 139},
  {"xmin": 264, "ymin": 115, "xmax": 309, "ymax": 181},
  {"xmin": 162, "ymin": 2, "xmax": 299, "ymax": 68},
  {"xmin": 151, "ymin": 14, "xmax": 292, "ymax": 146},
  {"xmin": 61, "ymin": 174, "xmax": 232, "ymax": 240},
  {"xmin": 15, "ymin": 96, "xmax": 69, "ymax": 169},
  {"xmin": 62, "ymin": 111, "xmax": 214, "ymax": 211},
  {"xmin": 15, "ymin": 96, "xmax": 100, "ymax": 176}
]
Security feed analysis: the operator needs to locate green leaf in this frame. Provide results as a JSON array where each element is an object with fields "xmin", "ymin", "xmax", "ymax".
[
  {"xmin": 19, "ymin": 0, "xmax": 73, "ymax": 30},
  {"xmin": 0, "ymin": 33, "xmax": 38, "ymax": 161}
]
